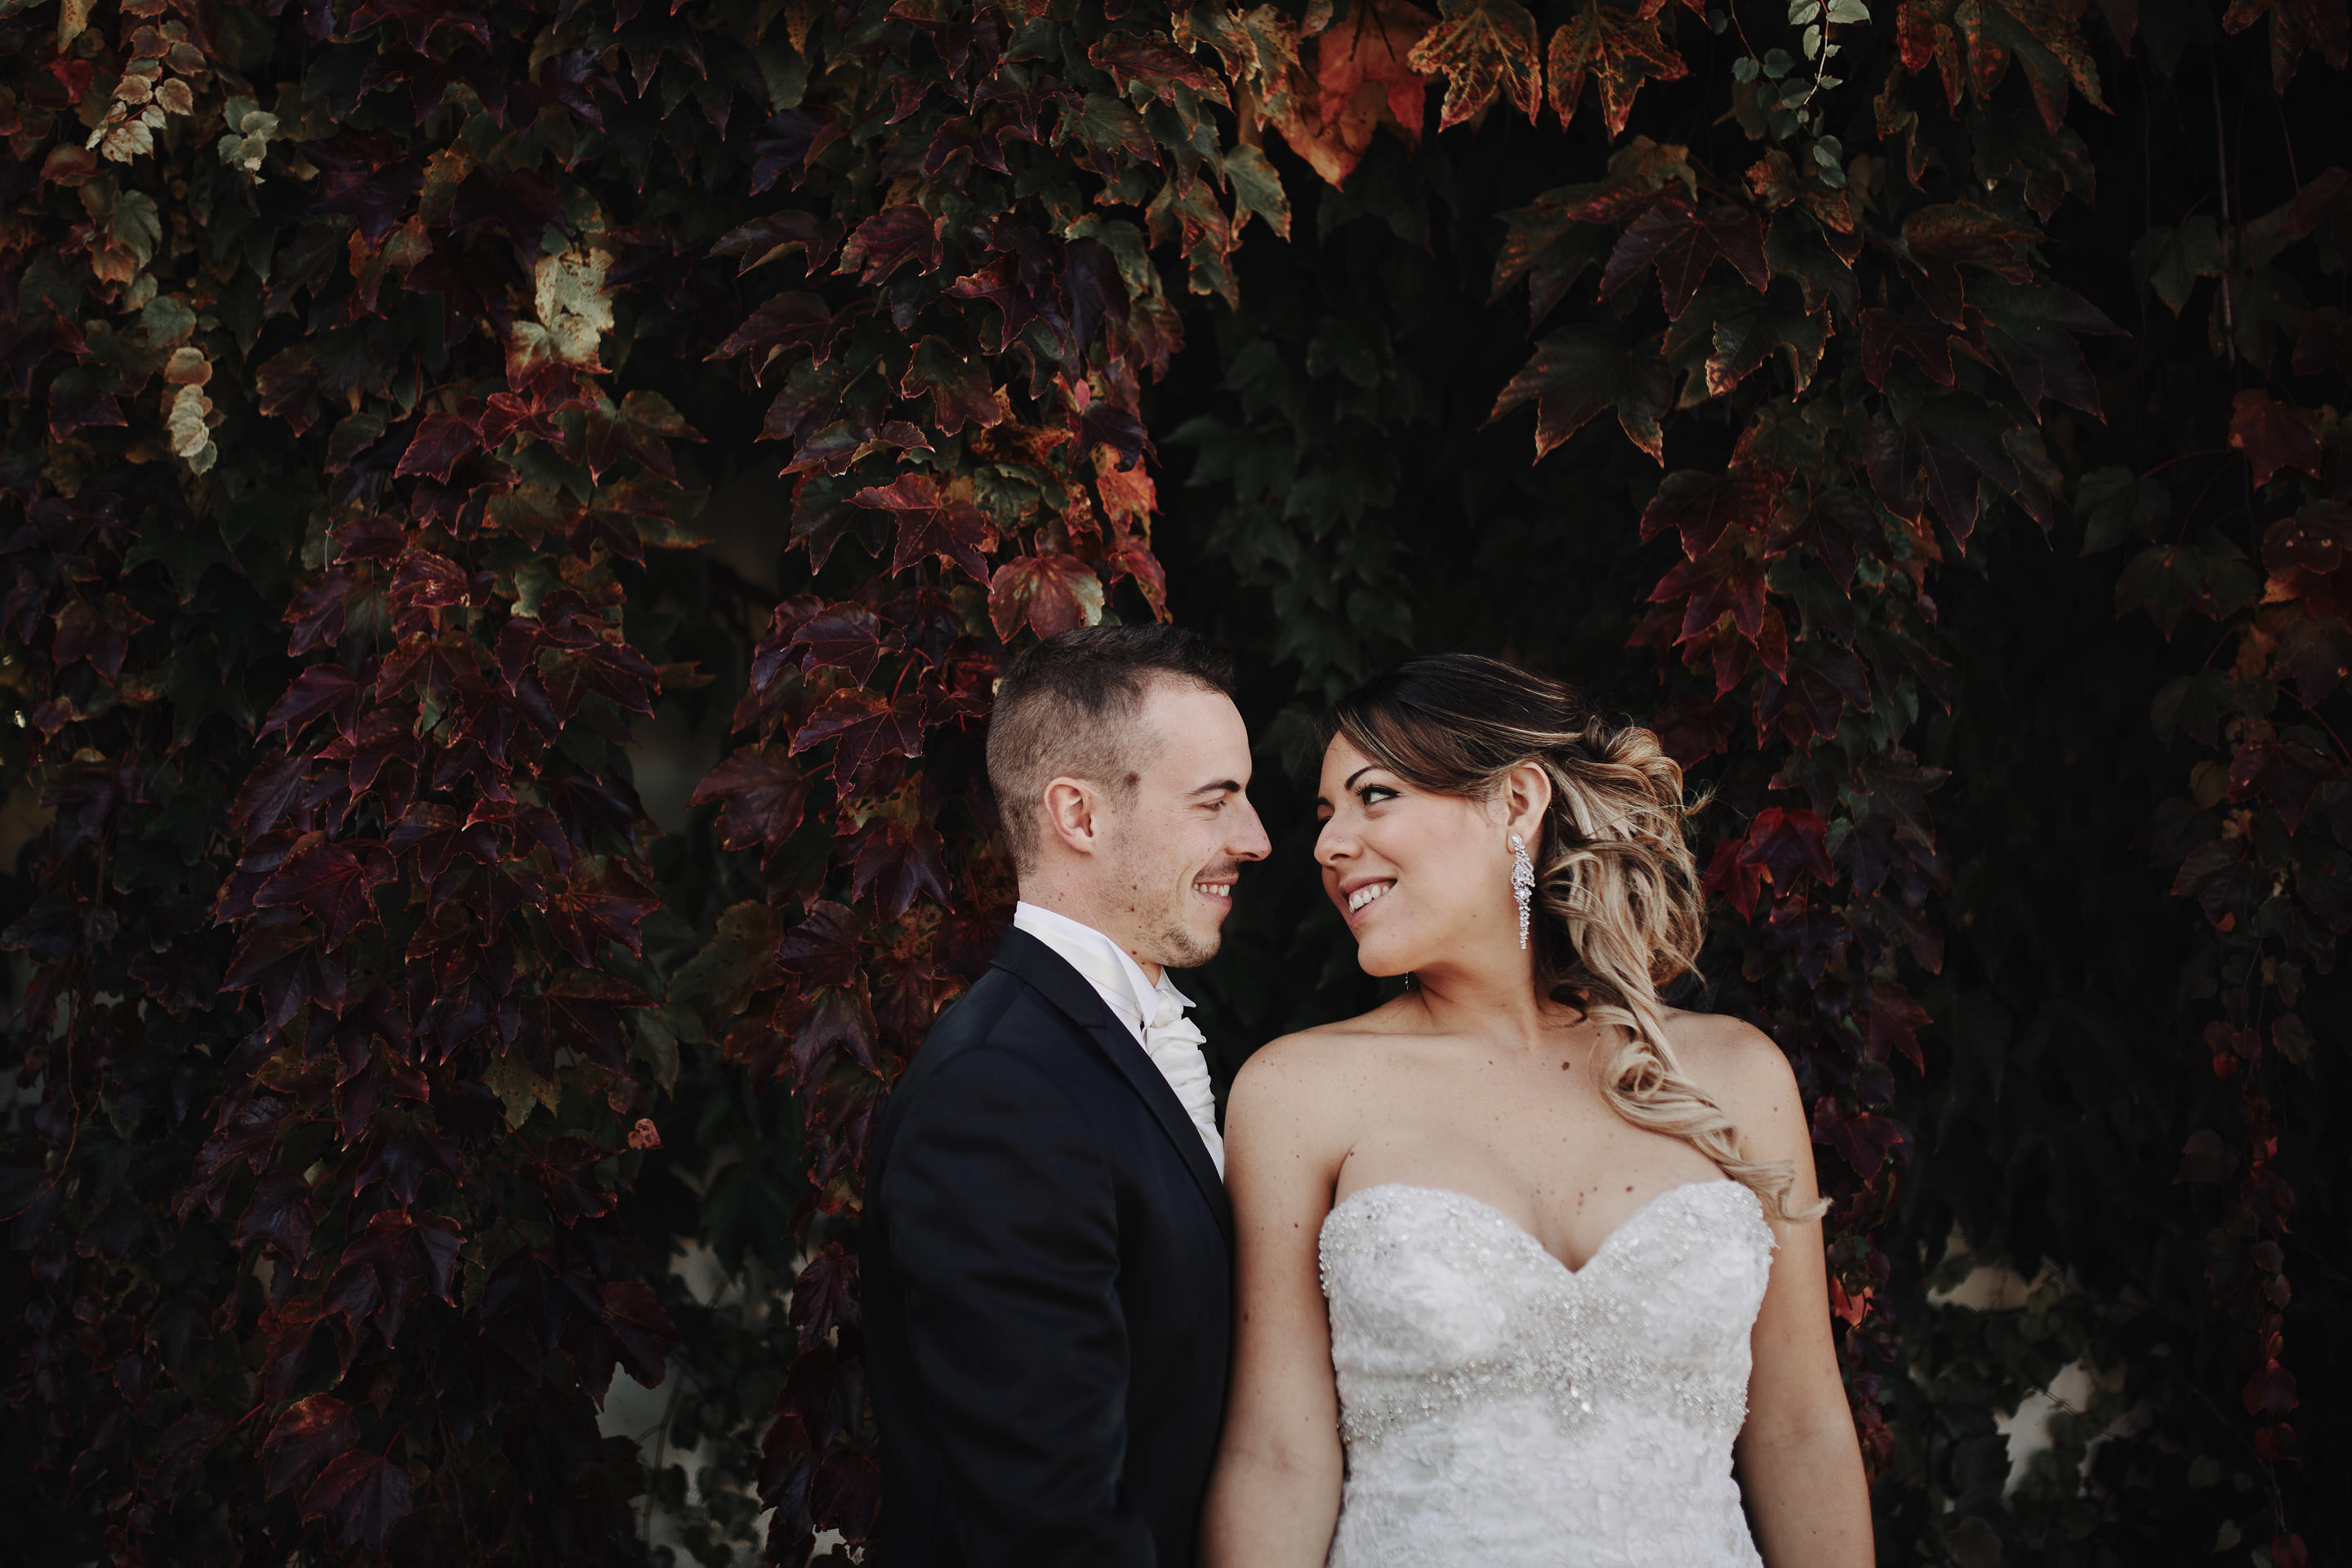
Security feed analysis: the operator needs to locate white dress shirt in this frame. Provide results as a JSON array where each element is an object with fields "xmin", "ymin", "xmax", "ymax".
[{"xmin": 1011, "ymin": 901, "xmax": 1224, "ymax": 1176}]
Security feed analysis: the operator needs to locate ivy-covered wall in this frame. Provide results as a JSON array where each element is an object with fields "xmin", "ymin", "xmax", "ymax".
[{"xmin": 0, "ymin": 0, "xmax": 2342, "ymax": 1565}]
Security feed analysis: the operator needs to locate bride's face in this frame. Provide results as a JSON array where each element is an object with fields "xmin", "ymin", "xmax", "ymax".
[{"xmin": 1312, "ymin": 736, "xmax": 1521, "ymax": 978}]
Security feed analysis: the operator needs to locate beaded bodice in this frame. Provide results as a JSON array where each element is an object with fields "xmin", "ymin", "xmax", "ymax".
[{"xmin": 1316, "ymin": 1181, "xmax": 1774, "ymax": 1567}]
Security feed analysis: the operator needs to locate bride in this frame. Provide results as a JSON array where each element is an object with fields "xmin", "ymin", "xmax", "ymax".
[{"xmin": 1200, "ymin": 654, "xmax": 1873, "ymax": 1566}]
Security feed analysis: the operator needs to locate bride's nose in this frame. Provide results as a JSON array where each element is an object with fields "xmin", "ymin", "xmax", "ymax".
[{"xmin": 1315, "ymin": 817, "xmax": 1356, "ymax": 866}]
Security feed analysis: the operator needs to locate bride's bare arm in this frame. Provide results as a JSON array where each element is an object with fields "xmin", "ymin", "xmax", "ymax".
[
  {"xmin": 1692, "ymin": 1019, "xmax": 1873, "ymax": 1567},
  {"xmin": 1200, "ymin": 1038, "xmax": 1352, "ymax": 1568}
]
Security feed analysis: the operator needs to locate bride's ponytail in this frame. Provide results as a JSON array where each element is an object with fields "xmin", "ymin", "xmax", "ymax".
[{"xmin": 1326, "ymin": 655, "xmax": 1824, "ymax": 1225}]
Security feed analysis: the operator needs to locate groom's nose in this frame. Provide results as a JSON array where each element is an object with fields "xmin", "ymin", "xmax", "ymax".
[{"xmin": 1227, "ymin": 793, "xmax": 1271, "ymax": 862}]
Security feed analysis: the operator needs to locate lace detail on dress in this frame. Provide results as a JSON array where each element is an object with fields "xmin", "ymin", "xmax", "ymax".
[{"xmin": 1317, "ymin": 1181, "xmax": 1775, "ymax": 1568}]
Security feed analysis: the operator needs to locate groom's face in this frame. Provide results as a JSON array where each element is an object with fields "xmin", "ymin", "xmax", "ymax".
[{"xmin": 1098, "ymin": 679, "xmax": 1268, "ymax": 970}]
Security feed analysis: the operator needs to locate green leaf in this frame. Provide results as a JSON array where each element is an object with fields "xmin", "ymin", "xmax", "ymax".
[{"xmin": 1224, "ymin": 144, "xmax": 1292, "ymax": 240}]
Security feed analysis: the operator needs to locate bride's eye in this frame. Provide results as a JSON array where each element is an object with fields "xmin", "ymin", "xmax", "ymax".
[{"xmin": 1358, "ymin": 784, "xmax": 1398, "ymax": 806}]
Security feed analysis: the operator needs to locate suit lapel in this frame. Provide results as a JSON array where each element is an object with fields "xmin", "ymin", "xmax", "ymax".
[{"xmin": 993, "ymin": 928, "xmax": 1235, "ymax": 1245}]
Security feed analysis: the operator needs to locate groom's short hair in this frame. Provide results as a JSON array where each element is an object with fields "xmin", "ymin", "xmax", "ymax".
[{"xmin": 987, "ymin": 625, "xmax": 1236, "ymax": 871}]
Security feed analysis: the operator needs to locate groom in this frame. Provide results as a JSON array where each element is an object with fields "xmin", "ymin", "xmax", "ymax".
[{"xmin": 862, "ymin": 625, "xmax": 1269, "ymax": 1566}]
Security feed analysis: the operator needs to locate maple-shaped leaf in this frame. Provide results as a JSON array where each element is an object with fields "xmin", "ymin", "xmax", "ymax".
[
  {"xmin": 1859, "ymin": 307, "xmax": 1963, "ymax": 389},
  {"xmin": 1900, "ymin": 203, "xmax": 2041, "ymax": 321},
  {"xmin": 1089, "ymin": 30, "xmax": 1231, "ymax": 106},
  {"xmin": 1650, "ymin": 530, "xmax": 1770, "ymax": 644},
  {"xmin": 261, "ymin": 1395, "xmax": 356, "ymax": 1499},
  {"xmin": 838, "ymin": 205, "xmax": 942, "ymax": 286},
  {"xmin": 710, "ymin": 210, "xmax": 843, "ymax": 276},
  {"xmin": 711, "ymin": 292, "xmax": 848, "ymax": 381},
  {"xmin": 532, "ymin": 969, "xmax": 649, "ymax": 1071},
  {"xmin": 1599, "ymin": 197, "xmax": 1770, "ymax": 318},
  {"xmin": 1486, "ymin": 323, "xmax": 1668, "ymax": 461},
  {"xmin": 849, "ymin": 819, "xmax": 952, "ymax": 920},
  {"xmin": 898, "ymin": 336, "xmax": 1003, "ymax": 436},
  {"xmin": 1639, "ymin": 464, "xmax": 1788, "ymax": 556},
  {"xmin": 688, "ymin": 745, "xmax": 810, "ymax": 854},
  {"xmin": 853, "ymin": 474, "xmax": 994, "ymax": 584},
  {"xmin": 1701, "ymin": 835, "xmax": 1766, "ymax": 918},
  {"xmin": 1756, "ymin": 646, "xmax": 1874, "ymax": 745},
  {"xmin": 1267, "ymin": 0, "xmax": 1435, "ymax": 188},
  {"xmin": 1546, "ymin": 0, "xmax": 1686, "ymax": 137},
  {"xmin": 789, "ymin": 1243, "xmax": 862, "ymax": 1354},
  {"xmin": 235, "ymin": 1169, "xmax": 317, "ymax": 1267},
  {"xmin": 2223, "ymin": 0, "xmax": 2349, "ymax": 91},
  {"xmin": 791, "ymin": 688, "xmax": 928, "ymax": 790},
  {"xmin": 252, "ymin": 838, "xmax": 396, "ymax": 950},
  {"xmin": 1971, "ymin": 279, "xmax": 2120, "ymax": 416},
  {"xmin": 582, "ymin": 390, "xmax": 700, "ymax": 483},
  {"xmin": 1864, "ymin": 982, "xmax": 1932, "ymax": 1073},
  {"xmin": 2230, "ymin": 389, "xmax": 2325, "ymax": 490},
  {"xmin": 2230, "ymin": 739, "xmax": 2341, "ymax": 833},
  {"xmin": 546, "ymin": 862, "xmax": 663, "ymax": 964},
  {"xmin": 989, "ymin": 553, "xmax": 1107, "ymax": 641},
  {"xmin": 301, "ymin": 1449, "xmax": 414, "ymax": 1557},
  {"xmin": 599, "ymin": 1281, "xmax": 674, "ymax": 1391},
  {"xmin": 795, "ymin": 604, "xmax": 894, "ymax": 682},
  {"xmin": 260, "ymin": 665, "xmax": 366, "ymax": 744},
  {"xmin": 1407, "ymin": 0, "xmax": 1543, "ymax": 129},
  {"xmin": 1736, "ymin": 806, "xmax": 1834, "ymax": 890},
  {"xmin": 1689, "ymin": 286, "xmax": 1829, "ymax": 398},
  {"xmin": 776, "ymin": 901, "xmax": 866, "ymax": 991}
]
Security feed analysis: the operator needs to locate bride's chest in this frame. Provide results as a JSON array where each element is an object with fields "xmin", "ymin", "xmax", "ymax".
[{"xmin": 1318, "ymin": 1183, "xmax": 1774, "ymax": 1378}]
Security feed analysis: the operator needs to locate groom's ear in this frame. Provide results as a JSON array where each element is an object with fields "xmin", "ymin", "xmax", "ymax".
[{"xmin": 1040, "ymin": 776, "xmax": 1103, "ymax": 855}]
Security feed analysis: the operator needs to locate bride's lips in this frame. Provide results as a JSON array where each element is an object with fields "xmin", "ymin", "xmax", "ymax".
[{"xmin": 1339, "ymin": 877, "xmax": 1395, "ymax": 926}]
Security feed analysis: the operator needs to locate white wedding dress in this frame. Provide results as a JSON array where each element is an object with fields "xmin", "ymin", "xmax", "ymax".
[{"xmin": 1317, "ymin": 1180, "xmax": 1775, "ymax": 1566}]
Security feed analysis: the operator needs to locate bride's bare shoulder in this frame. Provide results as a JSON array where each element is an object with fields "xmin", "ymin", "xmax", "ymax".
[
  {"xmin": 1659, "ymin": 1007, "xmax": 1805, "ymax": 1143},
  {"xmin": 1231, "ymin": 996, "xmax": 1421, "ymax": 1107}
]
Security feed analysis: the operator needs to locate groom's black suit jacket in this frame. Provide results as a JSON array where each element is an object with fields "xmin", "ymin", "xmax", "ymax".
[{"xmin": 863, "ymin": 926, "xmax": 1236, "ymax": 1567}]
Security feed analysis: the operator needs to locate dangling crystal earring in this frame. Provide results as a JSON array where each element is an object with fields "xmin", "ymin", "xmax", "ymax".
[{"xmin": 1509, "ymin": 832, "xmax": 1535, "ymax": 951}]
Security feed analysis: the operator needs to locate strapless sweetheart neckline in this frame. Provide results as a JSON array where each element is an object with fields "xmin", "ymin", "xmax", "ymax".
[
  {"xmin": 1327, "ymin": 1178, "xmax": 1753, "ymax": 1280},
  {"xmin": 1317, "ymin": 1178, "xmax": 1775, "ymax": 1566}
]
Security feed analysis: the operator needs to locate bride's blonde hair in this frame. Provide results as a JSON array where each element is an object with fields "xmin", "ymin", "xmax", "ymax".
[{"xmin": 1326, "ymin": 654, "xmax": 1823, "ymax": 1223}]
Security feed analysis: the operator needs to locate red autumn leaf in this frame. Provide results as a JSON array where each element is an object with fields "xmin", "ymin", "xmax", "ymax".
[
  {"xmin": 1088, "ymin": 31, "xmax": 1230, "ymax": 105},
  {"xmin": 898, "ymin": 336, "xmax": 1003, "ymax": 436},
  {"xmin": 1638, "ymin": 464, "xmax": 1786, "ymax": 556},
  {"xmin": 2230, "ymin": 389, "xmax": 2325, "ymax": 490},
  {"xmin": 713, "ymin": 292, "xmax": 847, "ymax": 381},
  {"xmin": 849, "ymin": 819, "xmax": 952, "ymax": 920},
  {"xmin": 776, "ymin": 901, "xmax": 866, "ymax": 991},
  {"xmin": 1407, "ymin": 0, "xmax": 1544, "ymax": 130},
  {"xmin": 301, "ymin": 1449, "xmax": 414, "ymax": 1557},
  {"xmin": 688, "ymin": 745, "xmax": 810, "ymax": 854},
  {"xmin": 839, "ymin": 205, "xmax": 942, "ymax": 285},
  {"xmin": 1865, "ymin": 982, "xmax": 1932, "ymax": 1073},
  {"xmin": 2229, "ymin": 740, "xmax": 2341, "ymax": 833},
  {"xmin": 795, "ymin": 604, "xmax": 893, "ymax": 682},
  {"xmin": 791, "ymin": 688, "xmax": 928, "ymax": 789},
  {"xmin": 853, "ymin": 474, "xmax": 995, "ymax": 584},
  {"xmin": 533, "ymin": 969, "xmax": 650, "ymax": 1071},
  {"xmin": 1701, "ymin": 835, "xmax": 1766, "ymax": 919},
  {"xmin": 261, "ymin": 1395, "xmax": 357, "ymax": 1499},
  {"xmin": 1546, "ymin": 0, "xmax": 1687, "ymax": 138},
  {"xmin": 988, "ymin": 553, "xmax": 1105, "ymax": 641},
  {"xmin": 1813, "ymin": 1102, "xmax": 1909, "ymax": 1180},
  {"xmin": 260, "ymin": 665, "xmax": 366, "ymax": 744},
  {"xmin": 1736, "ymin": 807, "xmax": 1834, "ymax": 890},
  {"xmin": 1599, "ymin": 196, "xmax": 1769, "ymax": 318},
  {"xmin": 1757, "ymin": 646, "xmax": 1874, "ymax": 745},
  {"xmin": 1859, "ymin": 308, "xmax": 1960, "ymax": 389},
  {"xmin": 394, "ymin": 412, "xmax": 482, "ymax": 483},
  {"xmin": 252, "ymin": 839, "xmax": 398, "ymax": 949},
  {"xmin": 547, "ymin": 862, "xmax": 664, "ymax": 964},
  {"xmin": 235, "ymin": 1169, "xmax": 317, "ymax": 1267},
  {"xmin": 710, "ymin": 210, "xmax": 843, "ymax": 275},
  {"xmin": 1769, "ymin": 902, "xmax": 1855, "ymax": 987},
  {"xmin": 385, "ymin": 804, "xmax": 500, "ymax": 886},
  {"xmin": 788, "ymin": 1243, "xmax": 860, "ymax": 1352},
  {"xmin": 1267, "ymin": 0, "xmax": 1434, "ymax": 189},
  {"xmin": 1650, "ymin": 532, "xmax": 1768, "ymax": 643}
]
